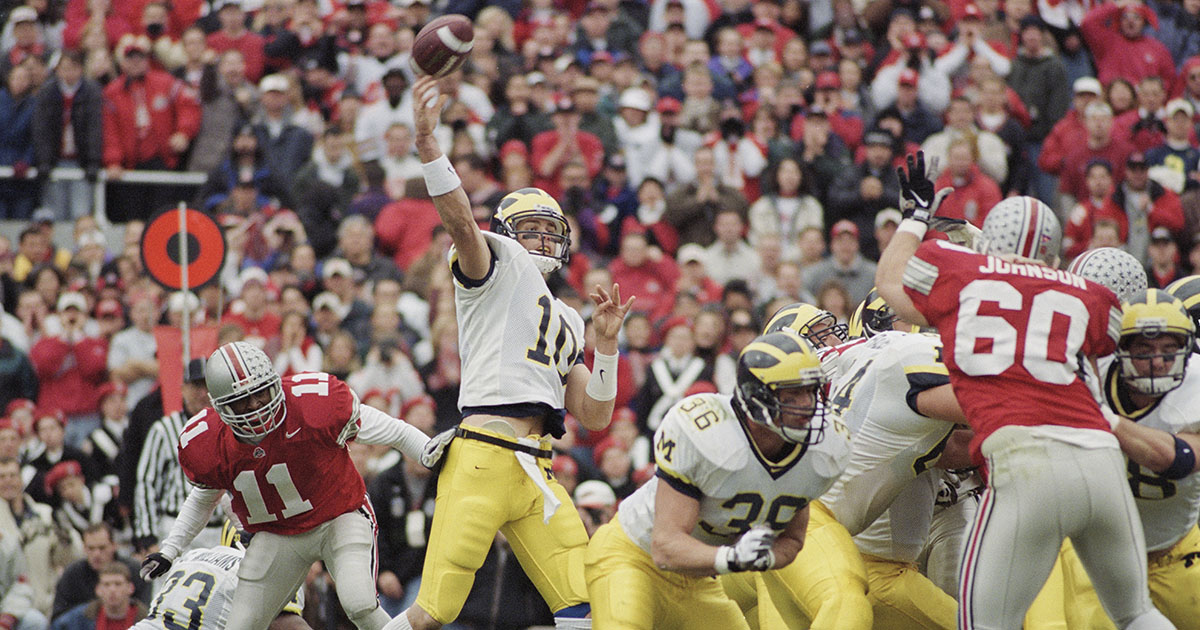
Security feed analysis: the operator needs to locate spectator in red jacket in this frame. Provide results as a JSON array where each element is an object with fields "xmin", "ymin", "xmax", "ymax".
[
  {"xmin": 933, "ymin": 138, "xmax": 1004, "ymax": 226},
  {"xmin": 1064, "ymin": 159, "xmax": 1125, "ymax": 258},
  {"xmin": 206, "ymin": 0, "xmax": 267, "ymax": 82},
  {"xmin": 1059, "ymin": 101, "xmax": 1136, "ymax": 204},
  {"xmin": 608, "ymin": 229, "xmax": 681, "ymax": 322},
  {"xmin": 1113, "ymin": 75, "xmax": 1169, "ymax": 151},
  {"xmin": 102, "ymin": 35, "xmax": 201, "ymax": 221},
  {"xmin": 1081, "ymin": 1, "xmax": 1176, "ymax": 86},
  {"xmin": 530, "ymin": 94, "xmax": 604, "ymax": 198},
  {"xmin": 1039, "ymin": 76, "xmax": 1104, "ymax": 181},
  {"xmin": 29, "ymin": 292, "xmax": 108, "ymax": 449}
]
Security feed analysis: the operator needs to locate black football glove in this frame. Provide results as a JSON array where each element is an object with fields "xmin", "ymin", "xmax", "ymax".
[
  {"xmin": 140, "ymin": 552, "xmax": 173, "ymax": 580},
  {"xmin": 897, "ymin": 151, "xmax": 954, "ymax": 224}
]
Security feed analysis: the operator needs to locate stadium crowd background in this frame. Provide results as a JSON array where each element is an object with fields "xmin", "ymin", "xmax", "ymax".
[{"xmin": 2, "ymin": 0, "xmax": 1200, "ymax": 627}]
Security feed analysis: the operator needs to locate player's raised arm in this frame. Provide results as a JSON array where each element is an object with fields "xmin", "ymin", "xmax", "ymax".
[
  {"xmin": 566, "ymin": 283, "xmax": 634, "ymax": 431},
  {"xmin": 412, "ymin": 75, "xmax": 490, "ymax": 280},
  {"xmin": 876, "ymin": 152, "xmax": 950, "ymax": 327}
]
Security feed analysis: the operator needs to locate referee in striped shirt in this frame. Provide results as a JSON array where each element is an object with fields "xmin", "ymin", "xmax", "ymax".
[{"xmin": 133, "ymin": 358, "xmax": 223, "ymax": 552}]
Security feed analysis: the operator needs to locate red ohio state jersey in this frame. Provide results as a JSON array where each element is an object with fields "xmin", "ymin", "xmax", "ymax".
[
  {"xmin": 902, "ymin": 240, "xmax": 1121, "ymax": 462},
  {"xmin": 177, "ymin": 373, "xmax": 367, "ymax": 535}
]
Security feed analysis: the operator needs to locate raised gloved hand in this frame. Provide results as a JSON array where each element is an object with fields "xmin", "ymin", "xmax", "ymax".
[
  {"xmin": 929, "ymin": 216, "xmax": 983, "ymax": 248},
  {"xmin": 420, "ymin": 428, "xmax": 457, "ymax": 470},
  {"xmin": 715, "ymin": 526, "xmax": 777, "ymax": 574},
  {"xmin": 897, "ymin": 151, "xmax": 954, "ymax": 224},
  {"xmin": 140, "ymin": 551, "xmax": 174, "ymax": 580}
]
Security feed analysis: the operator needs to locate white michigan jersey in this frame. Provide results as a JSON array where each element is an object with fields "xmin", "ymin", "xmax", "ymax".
[
  {"xmin": 617, "ymin": 393, "xmax": 851, "ymax": 553},
  {"xmin": 135, "ymin": 547, "xmax": 243, "ymax": 630},
  {"xmin": 1101, "ymin": 355, "xmax": 1200, "ymax": 552},
  {"xmin": 452, "ymin": 231, "xmax": 584, "ymax": 416},
  {"xmin": 821, "ymin": 332, "xmax": 956, "ymax": 562}
]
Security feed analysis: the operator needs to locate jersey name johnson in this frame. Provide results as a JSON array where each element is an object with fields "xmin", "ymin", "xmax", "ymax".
[
  {"xmin": 902, "ymin": 240, "xmax": 1120, "ymax": 459},
  {"xmin": 178, "ymin": 373, "xmax": 366, "ymax": 535},
  {"xmin": 453, "ymin": 232, "xmax": 584, "ymax": 413},
  {"xmin": 617, "ymin": 394, "xmax": 850, "ymax": 553}
]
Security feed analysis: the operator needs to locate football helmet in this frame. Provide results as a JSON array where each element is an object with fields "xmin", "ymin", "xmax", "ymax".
[
  {"xmin": 977, "ymin": 196, "xmax": 1062, "ymax": 265},
  {"xmin": 1163, "ymin": 275, "xmax": 1200, "ymax": 340},
  {"xmin": 762, "ymin": 302, "xmax": 848, "ymax": 348},
  {"xmin": 206, "ymin": 341, "xmax": 286, "ymax": 440},
  {"xmin": 1067, "ymin": 247, "xmax": 1148, "ymax": 302},
  {"xmin": 491, "ymin": 187, "xmax": 571, "ymax": 274},
  {"xmin": 848, "ymin": 288, "xmax": 898, "ymax": 339},
  {"xmin": 1115, "ymin": 289, "xmax": 1195, "ymax": 395},
  {"xmin": 733, "ymin": 331, "xmax": 828, "ymax": 445}
]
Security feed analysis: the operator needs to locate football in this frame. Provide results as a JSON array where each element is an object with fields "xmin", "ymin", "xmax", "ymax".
[{"xmin": 411, "ymin": 14, "xmax": 475, "ymax": 78}]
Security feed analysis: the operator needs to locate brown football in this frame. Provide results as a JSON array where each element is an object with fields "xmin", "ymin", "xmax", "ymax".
[{"xmin": 411, "ymin": 14, "xmax": 475, "ymax": 78}]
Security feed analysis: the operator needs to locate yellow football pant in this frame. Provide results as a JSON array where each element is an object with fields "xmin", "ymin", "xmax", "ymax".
[
  {"xmin": 415, "ymin": 427, "xmax": 589, "ymax": 624},
  {"xmin": 585, "ymin": 520, "xmax": 751, "ymax": 630},
  {"xmin": 1022, "ymin": 542, "xmax": 1069, "ymax": 630},
  {"xmin": 861, "ymin": 554, "xmax": 956, "ymax": 630},
  {"xmin": 1061, "ymin": 524, "xmax": 1200, "ymax": 630},
  {"xmin": 721, "ymin": 501, "xmax": 872, "ymax": 630}
]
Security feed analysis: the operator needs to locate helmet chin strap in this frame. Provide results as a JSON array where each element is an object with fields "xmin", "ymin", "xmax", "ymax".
[{"xmin": 530, "ymin": 253, "xmax": 562, "ymax": 274}]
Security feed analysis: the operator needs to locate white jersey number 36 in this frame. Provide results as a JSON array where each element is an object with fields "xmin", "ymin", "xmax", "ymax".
[{"xmin": 954, "ymin": 280, "xmax": 1089, "ymax": 385}]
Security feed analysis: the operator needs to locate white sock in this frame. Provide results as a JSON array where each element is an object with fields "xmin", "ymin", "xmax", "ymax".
[
  {"xmin": 382, "ymin": 611, "xmax": 415, "ymax": 630},
  {"xmin": 554, "ymin": 618, "xmax": 592, "ymax": 630}
]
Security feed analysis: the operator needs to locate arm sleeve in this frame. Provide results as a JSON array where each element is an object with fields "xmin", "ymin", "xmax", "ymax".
[
  {"xmin": 159, "ymin": 486, "xmax": 223, "ymax": 559},
  {"xmin": 355, "ymin": 404, "xmax": 430, "ymax": 461}
]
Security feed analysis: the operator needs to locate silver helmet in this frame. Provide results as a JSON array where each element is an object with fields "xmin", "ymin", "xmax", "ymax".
[
  {"xmin": 978, "ymin": 196, "xmax": 1062, "ymax": 265},
  {"xmin": 205, "ymin": 341, "xmax": 286, "ymax": 440},
  {"xmin": 1067, "ymin": 247, "xmax": 1148, "ymax": 302}
]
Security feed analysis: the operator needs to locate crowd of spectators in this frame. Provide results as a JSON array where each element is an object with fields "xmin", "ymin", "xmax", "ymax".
[{"xmin": 5, "ymin": 0, "xmax": 1200, "ymax": 627}]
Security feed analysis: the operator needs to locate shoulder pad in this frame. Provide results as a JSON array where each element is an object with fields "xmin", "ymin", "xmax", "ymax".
[
  {"xmin": 1153, "ymin": 368, "xmax": 1200, "ymax": 433},
  {"xmin": 658, "ymin": 394, "xmax": 749, "ymax": 475},
  {"xmin": 177, "ymin": 409, "xmax": 223, "ymax": 488}
]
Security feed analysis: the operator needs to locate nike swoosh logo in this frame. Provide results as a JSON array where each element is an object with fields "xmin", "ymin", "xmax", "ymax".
[
  {"xmin": 598, "ymin": 369, "xmax": 606, "ymax": 381},
  {"xmin": 286, "ymin": 427, "xmax": 301, "ymax": 439}
]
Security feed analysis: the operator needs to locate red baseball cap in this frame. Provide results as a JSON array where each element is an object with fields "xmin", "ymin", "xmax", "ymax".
[
  {"xmin": 44, "ymin": 460, "xmax": 84, "ymax": 495},
  {"xmin": 963, "ymin": 3, "xmax": 983, "ymax": 20},
  {"xmin": 899, "ymin": 68, "xmax": 920, "ymax": 87},
  {"xmin": 656, "ymin": 96, "xmax": 682, "ymax": 114},
  {"xmin": 902, "ymin": 32, "xmax": 925, "ymax": 50},
  {"xmin": 815, "ymin": 71, "xmax": 841, "ymax": 90},
  {"xmin": 831, "ymin": 219, "xmax": 860, "ymax": 239},
  {"xmin": 97, "ymin": 381, "xmax": 127, "ymax": 404}
]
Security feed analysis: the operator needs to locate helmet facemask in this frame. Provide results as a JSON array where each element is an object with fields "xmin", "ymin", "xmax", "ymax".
[
  {"xmin": 492, "ymin": 188, "xmax": 572, "ymax": 274},
  {"xmin": 735, "ymin": 380, "xmax": 827, "ymax": 445},
  {"xmin": 1117, "ymin": 333, "xmax": 1191, "ymax": 395},
  {"xmin": 210, "ymin": 373, "xmax": 285, "ymax": 440}
]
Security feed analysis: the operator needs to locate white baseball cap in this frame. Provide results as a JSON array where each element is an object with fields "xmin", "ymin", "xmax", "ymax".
[
  {"xmin": 618, "ymin": 88, "xmax": 652, "ymax": 112},
  {"xmin": 259, "ymin": 74, "xmax": 289, "ymax": 93},
  {"xmin": 56, "ymin": 292, "xmax": 87, "ymax": 312},
  {"xmin": 574, "ymin": 480, "xmax": 616, "ymax": 508},
  {"xmin": 1073, "ymin": 77, "xmax": 1103, "ymax": 96}
]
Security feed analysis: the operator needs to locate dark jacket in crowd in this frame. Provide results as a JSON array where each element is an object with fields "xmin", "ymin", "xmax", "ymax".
[{"xmin": 32, "ymin": 76, "xmax": 104, "ymax": 179}]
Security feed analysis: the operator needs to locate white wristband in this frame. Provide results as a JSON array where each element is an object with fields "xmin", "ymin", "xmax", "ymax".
[
  {"xmin": 897, "ymin": 218, "xmax": 928, "ymax": 240},
  {"xmin": 422, "ymin": 154, "xmax": 461, "ymax": 197},
  {"xmin": 585, "ymin": 351, "xmax": 619, "ymax": 401},
  {"xmin": 714, "ymin": 546, "xmax": 732, "ymax": 574}
]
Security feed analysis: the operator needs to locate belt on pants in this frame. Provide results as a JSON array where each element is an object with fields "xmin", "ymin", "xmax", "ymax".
[{"xmin": 455, "ymin": 426, "xmax": 553, "ymax": 459}]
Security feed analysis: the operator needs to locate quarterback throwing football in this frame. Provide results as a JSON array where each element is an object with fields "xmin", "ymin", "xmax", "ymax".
[{"xmin": 382, "ymin": 75, "xmax": 633, "ymax": 630}]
